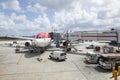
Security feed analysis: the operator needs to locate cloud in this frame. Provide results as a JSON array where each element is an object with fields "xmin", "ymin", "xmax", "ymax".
[
  {"xmin": 0, "ymin": 0, "xmax": 21, "ymax": 11},
  {"xmin": 52, "ymin": 0, "xmax": 120, "ymax": 31},
  {"xmin": 10, "ymin": 13, "xmax": 27, "ymax": 22},
  {"xmin": 0, "ymin": 12, "xmax": 52, "ymax": 35},
  {"xmin": 1, "ymin": 0, "xmax": 120, "ymax": 35},
  {"xmin": 0, "ymin": 13, "xmax": 15, "ymax": 29},
  {"xmin": 27, "ymin": 3, "xmax": 46, "ymax": 14},
  {"xmin": 90, "ymin": 0, "xmax": 120, "ymax": 28},
  {"xmin": 91, "ymin": 0, "xmax": 105, "ymax": 6},
  {"xmin": 53, "ymin": 1, "xmax": 97, "ymax": 31},
  {"xmin": 29, "ymin": 0, "xmax": 76, "ymax": 11}
]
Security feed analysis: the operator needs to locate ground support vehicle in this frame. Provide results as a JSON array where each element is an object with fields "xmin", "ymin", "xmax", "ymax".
[
  {"xmin": 49, "ymin": 51, "xmax": 67, "ymax": 61},
  {"xmin": 85, "ymin": 52, "xmax": 101, "ymax": 63},
  {"xmin": 98, "ymin": 54, "xmax": 120, "ymax": 69}
]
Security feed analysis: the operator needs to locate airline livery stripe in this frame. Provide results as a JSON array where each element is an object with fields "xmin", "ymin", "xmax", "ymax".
[{"xmin": 81, "ymin": 36, "xmax": 117, "ymax": 37}]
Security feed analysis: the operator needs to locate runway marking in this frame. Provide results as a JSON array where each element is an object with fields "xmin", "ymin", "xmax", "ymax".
[
  {"xmin": 16, "ymin": 54, "xmax": 23, "ymax": 64},
  {"xmin": 69, "ymin": 57, "xmax": 89, "ymax": 80},
  {"xmin": 0, "ymin": 70, "xmax": 78, "ymax": 76}
]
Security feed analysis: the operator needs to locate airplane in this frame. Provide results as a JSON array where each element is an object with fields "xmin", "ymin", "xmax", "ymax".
[{"xmin": 8, "ymin": 32, "xmax": 53, "ymax": 53}]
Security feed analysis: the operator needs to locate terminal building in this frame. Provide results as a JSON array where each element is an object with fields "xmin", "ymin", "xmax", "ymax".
[
  {"xmin": 75, "ymin": 30, "xmax": 117, "ymax": 42},
  {"xmin": 60, "ymin": 28, "xmax": 119, "ymax": 42}
]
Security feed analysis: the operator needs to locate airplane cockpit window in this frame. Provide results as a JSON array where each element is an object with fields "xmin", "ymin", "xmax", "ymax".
[{"xmin": 37, "ymin": 36, "xmax": 44, "ymax": 39}]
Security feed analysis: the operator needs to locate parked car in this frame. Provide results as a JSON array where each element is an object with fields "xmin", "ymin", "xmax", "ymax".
[
  {"xmin": 86, "ymin": 45, "xmax": 94, "ymax": 49},
  {"xmin": 109, "ymin": 41, "xmax": 117, "ymax": 46},
  {"xmin": 49, "ymin": 51, "xmax": 67, "ymax": 61}
]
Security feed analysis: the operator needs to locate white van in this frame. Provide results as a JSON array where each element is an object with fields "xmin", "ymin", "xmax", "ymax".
[{"xmin": 49, "ymin": 51, "xmax": 67, "ymax": 61}]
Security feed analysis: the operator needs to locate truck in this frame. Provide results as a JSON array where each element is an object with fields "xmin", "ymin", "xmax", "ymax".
[
  {"xmin": 85, "ymin": 51, "xmax": 120, "ymax": 69},
  {"xmin": 85, "ymin": 52, "xmax": 101, "ymax": 63},
  {"xmin": 85, "ymin": 46, "xmax": 114, "ymax": 64},
  {"xmin": 98, "ymin": 53, "xmax": 120, "ymax": 69}
]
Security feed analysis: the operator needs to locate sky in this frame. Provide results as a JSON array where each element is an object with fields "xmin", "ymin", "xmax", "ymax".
[{"xmin": 0, "ymin": 0, "xmax": 120, "ymax": 36}]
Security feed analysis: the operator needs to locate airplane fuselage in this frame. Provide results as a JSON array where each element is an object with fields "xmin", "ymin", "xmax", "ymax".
[
  {"xmin": 24, "ymin": 32, "xmax": 52, "ymax": 48},
  {"xmin": 34, "ymin": 38, "xmax": 51, "ymax": 47}
]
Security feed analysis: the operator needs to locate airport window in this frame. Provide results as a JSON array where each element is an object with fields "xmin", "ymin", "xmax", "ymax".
[
  {"xmin": 89, "ymin": 40, "xmax": 92, "ymax": 42},
  {"xmin": 86, "ymin": 53, "xmax": 91, "ymax": 59},
  {"xmin": 61, "ymin": 53, "xmax": 66, "ymax": 56},
  {"xmin": 61, "ymin": 53, "xmax": 64, "ymax": 56}
]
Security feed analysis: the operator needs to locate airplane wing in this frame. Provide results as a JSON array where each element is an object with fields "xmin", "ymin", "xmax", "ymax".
[{"xmin": 6, "ymin": 35, "xmax": 35, "ymax": 40}]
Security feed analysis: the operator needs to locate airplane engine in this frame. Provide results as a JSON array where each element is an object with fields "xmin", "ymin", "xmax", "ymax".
[{"xmin": 25, "ymin": 40, "xmax": 32, "ymax": 47}]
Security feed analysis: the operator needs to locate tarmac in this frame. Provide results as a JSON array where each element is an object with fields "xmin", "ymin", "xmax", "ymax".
[{"xmin": 0, "ymin": 40, "xmax": 119, "ymax": 80}]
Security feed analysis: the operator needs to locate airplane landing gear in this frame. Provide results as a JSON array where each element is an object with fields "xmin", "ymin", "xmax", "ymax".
[
  {"xmin": 67, "ymin": 48, "xmax": 71, "ymax": 52},
  {"xmin": 29, "ymin": 47, "xmax": 44, "ymax": 53}
]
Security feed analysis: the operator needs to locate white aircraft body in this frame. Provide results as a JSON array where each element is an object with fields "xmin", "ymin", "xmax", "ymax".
[{"xmin": 9, "ymin": 32, "xmax": 53, "ymax": 53}]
